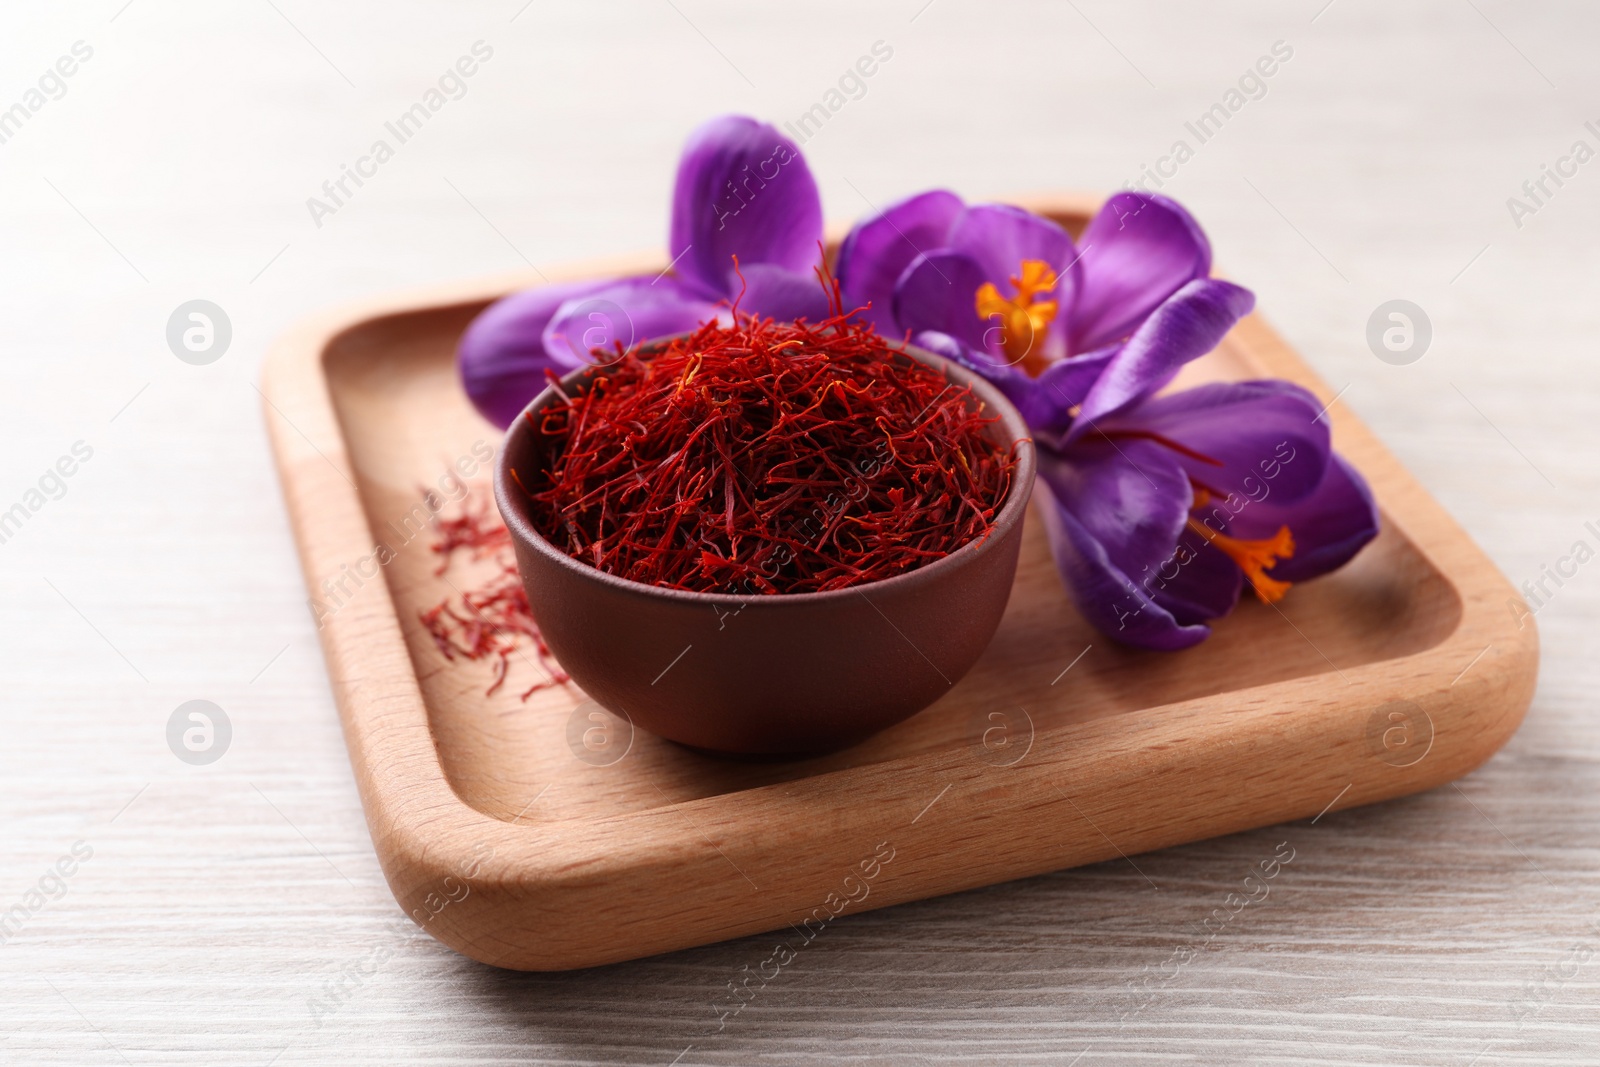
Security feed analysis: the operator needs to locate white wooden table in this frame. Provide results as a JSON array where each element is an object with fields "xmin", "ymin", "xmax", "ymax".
[{"xmin": 3, "ymin": 1, "xmax": 1596, "ymax": 1062}]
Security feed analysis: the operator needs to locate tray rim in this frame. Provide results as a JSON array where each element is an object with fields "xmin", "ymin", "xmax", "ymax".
[{"xmin": 261, "ymin": 192, "xmax": 1538, "ymax": 971}]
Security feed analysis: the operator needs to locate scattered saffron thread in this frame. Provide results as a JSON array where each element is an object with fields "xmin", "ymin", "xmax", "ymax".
[{"xmin": 418, "ymin": 486, "xmax": 571, "ymax": 700}]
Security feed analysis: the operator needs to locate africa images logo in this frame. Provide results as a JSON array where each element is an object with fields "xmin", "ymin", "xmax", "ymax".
[
  {"xmin": 167, "ymin": 700, "xmax": 232, "ymax": 766},
  {"xmin": 0, "ymin": 441, "xmax": 94, "ymax": 548},
  {"xmin": 0, "ymin": 40, "xmax": 93, "ymax": 148},
  {"xmin": 305, "ymin": 41, "xmax": 494, "ymax": 228},
  {"xmin": 0, "ymin": 841, "xmax": 93, "ymax": 945}
]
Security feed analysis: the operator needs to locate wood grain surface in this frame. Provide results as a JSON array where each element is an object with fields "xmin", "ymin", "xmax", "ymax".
[{"xmin": 2, "ymin": 0, "xmax": 1597, "ymax": 1062}]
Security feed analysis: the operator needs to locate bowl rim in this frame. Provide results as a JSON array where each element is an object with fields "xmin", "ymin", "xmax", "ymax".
[{"xmin": 493, "ymin": 335, "xmax": 1038, "ymax": 606}]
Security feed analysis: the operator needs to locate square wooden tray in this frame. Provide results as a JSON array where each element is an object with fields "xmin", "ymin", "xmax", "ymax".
[{"xmin": 262, "ymin": 195, "xmax": 1536, "ymax": 971}]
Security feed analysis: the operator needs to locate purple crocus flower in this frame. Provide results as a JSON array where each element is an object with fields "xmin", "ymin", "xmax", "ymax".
[
  {"xmin": 1030, "ymin": 290, "xmax": 1379, "ymax": 649},
  {"xmin": 837, "ymin": 189, "xmax": 1215, "ymax": 435},
  {"xmin": 838, "ymin": 191, "xmax": 1379, "ymax": 649},
  {"xmin": 458, "ymin": 115, "xmax": 830, "ymax": 428}
]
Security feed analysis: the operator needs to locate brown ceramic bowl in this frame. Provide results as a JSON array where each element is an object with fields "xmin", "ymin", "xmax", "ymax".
[{"xmin": 494, "ymin": 341, "xmax": 1037, "ymax": 758}]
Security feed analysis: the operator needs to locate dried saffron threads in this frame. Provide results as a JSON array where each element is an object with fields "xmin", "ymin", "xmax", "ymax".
[
  {"xmin": 418, "ymin": 485, "xmax": 570, "ymax": 699},
  {"xmin": 517, "ymin": 309, "xmax": 1019, "ymax": 595}
]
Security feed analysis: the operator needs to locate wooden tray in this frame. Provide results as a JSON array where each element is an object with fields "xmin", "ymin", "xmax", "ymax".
[{"xmin": 262, "ymin": 195, "xmax": 1537, "ymax": 971}]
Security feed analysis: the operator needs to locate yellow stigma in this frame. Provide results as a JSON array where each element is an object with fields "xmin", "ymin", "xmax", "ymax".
[
  {"xmin": 1187, "ymin": 515, "xmax": 1296, "ymax": 604},
  {"xmin": 975, "ymin": 259, "xmax": 1059, "ymax": 377}
]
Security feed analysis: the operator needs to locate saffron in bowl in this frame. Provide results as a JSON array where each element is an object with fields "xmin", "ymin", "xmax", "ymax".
[
  {"xmin": 516, "ymin": 311, "xmax": 1017, "ymax": 595},
  {"xmin": 495, "ymin": 303, "xmax": 1036, "ymax": 757}
]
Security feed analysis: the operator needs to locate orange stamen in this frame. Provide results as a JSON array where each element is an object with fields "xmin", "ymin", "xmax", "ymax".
[
  {"xmin": 975, "ymin": 259, "xmax": 1059, "ymax": 377},
  {"xmin": 1186, "ymin": 516, "xmax": 1296, "ymax": 604}
]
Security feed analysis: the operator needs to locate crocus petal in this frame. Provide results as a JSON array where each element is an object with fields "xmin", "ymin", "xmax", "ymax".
[
  {"xmin": 947, "ymin": 203, "xmax": 1077, "ymax": 293},
  {"xmin": 893, "ymin": 251, "xmax": 995, "ymax": 353},
  {"xmin": 458, "ymin": 280, "xmax": 603, "ymax": 429},
  {"xmin": 836, "ymin": 189, "xmax": 964, "ymax": 334},
  {"xmin": 542, "ymin": 275, "xmax": 723, "ymax": 369},
  {"xmin": 1034, "ymin": 468, "xmax": 1212, "ymax": 652},
  {"xmin": 908, "ymin": 329, "xmax": 1041, "ymax": 433},
  {"xmin": 734, "ymin": 262, "xmax": 833, "ymax": 323},
  {"xmin": 1026, "ymin": 348, "xmax": 1117, "ymax": 436},
  {"xmin": 908, "ymin": 329, "xmax": 1014, "ymax": 379},
  {"xmin": 1098, "ymin": 380, "xmax": 1332, "ymax": 506},
  {"xmin": 1069, "ymin": 278, "xmax": 1256, "ymax": 439},
  {"xmin": 1069, "ymin": 192, "xmax": 1213, "ymax": 353},
  {"xmin": 669, "ymin": 115, "xmax": 822, "ymax": 301},
  {"xmin": 1147, "ymin": 527, "xmax": 1244, "ymax": 627},
  {"xmin": 1042, "ymin": 438, "xmax": 1191, "ymax": 584},
  {"xmin": 1225, "ymin": 455, "xmax": 1380, "ymax": 583},
  {"xmin": 910, "ymin": 330, "xmax": 1116, "ymax": 442}
]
